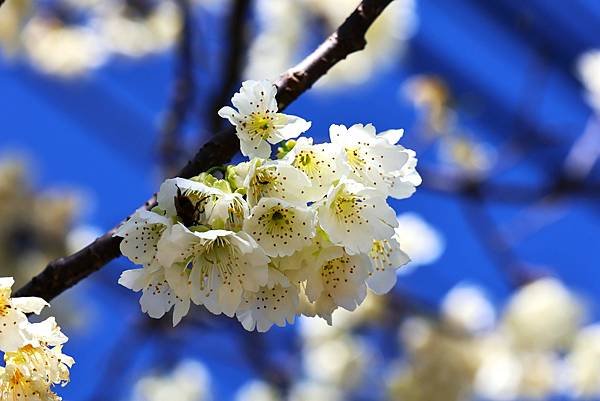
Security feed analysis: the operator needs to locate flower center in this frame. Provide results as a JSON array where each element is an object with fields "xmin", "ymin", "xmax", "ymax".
[
  {"xmin": 332, "ymin": 191, "xmax": 366, "ymax": 225},
  {"xmin": 194, "ymin": 237, "xmax": 242, "ymax": 291},
  {"xmin": 345, "ymin": 146, "xmax": 366, "ymax": 170},
  {"xmin": 293, "ymin": 150, "xmax": 322, "ymax": 180},
  {"xmin": 247, "ymin": 114, "xmax": 274, "ymax": 139},
  {"xmin": 249, "ymin": 167, "xmax": 288, "ymax": 204}
]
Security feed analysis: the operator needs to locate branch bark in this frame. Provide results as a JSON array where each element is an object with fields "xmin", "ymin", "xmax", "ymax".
[{"xmin": 15, "ymin": 0, "xmax": 396, "ymax": 301}]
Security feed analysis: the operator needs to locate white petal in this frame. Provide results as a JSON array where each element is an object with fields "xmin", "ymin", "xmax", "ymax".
[
  {"xmin": 11, "ymin": 297, "xmax": 48, "ymax": 315},
  {"xmin": 118, "ymin": 268, "xmax": 149, "ymax": 292},
  {"xmin": 240, "ymin": 137, "xmax": 272, "ymax": 159},
  {"xmin": 380, "ymin": 128, "xmax": 404, "ymax": 144},
  {"xmin": 272, "ymin": 114, "xmax": 311, "ymax": 142},
  {"xmin": 0, "ymin": 309, "xmax": 28, "ymax": 352}
]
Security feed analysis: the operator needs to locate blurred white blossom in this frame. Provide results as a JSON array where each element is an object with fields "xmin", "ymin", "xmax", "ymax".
[
  {"xmin": 133, "ymin": 360, "xmax": 211, "ymax": 401},
  {"xmin": 394, "ymin": 213, "xmax": 445, "ymax": 269},
  {"xmin": 502, "ymin": 278, "xmax": 584, "ymax": 351},
  {"xmin": 442, "ymin": 283, "xmax": 496, "ymax": 333}
]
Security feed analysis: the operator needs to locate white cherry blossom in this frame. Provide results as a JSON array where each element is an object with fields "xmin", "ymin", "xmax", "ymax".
[
  {"xmin": 330, "ymin": 124, "xmax": 420, "ymax": 199},
  {"xmin": 114, "ymin": 209, "xmax": 171, "ymax": 267},
  {"xmin": 317, "ymin": 177, "xmax": 397, "ymax": 254},
  {"xmin": 0, "ymin": 277, "xmax": 48, "ymax": 352},
  {"xmin": 157, "ymin": 224, "xmax": 269, "ymax": 317},
  {"xmin": 118, "ymin": 265, "xmax": 190, "ymax": 326},
  {"xmin": 244, "ymin": 159, "xmax": 312, "ymax": 206},
  {"xmin": 207, "ymin": 190, "xmax": 250, "ymax": 231},
  {"xmin": 367, "ymin": 234, "xmax": 410, "ymax": 295},
  {"xmin": 243, "ymin": 197, "xmax": 316, "ymax": 257},
  {"xmin": 0, "ymin": 315, "xmax": 73, "ymax": 401},
  {"xmin": 302, "ymin": 249, "xmax": 371, "ymax": 324},
  {"xmin": 236, "ymin": 264, "xmax": 300, "ymax": 332},
  {"xmin": 23, "ymin": 317, "xmax": 68, "ymax": 348},
  {"xmin": 218, "ymin": 80, "xmax": 311, "ymax": 158},
  {"xmin": 282, "ymin": 137, "xmax": 347, "ymax": 201}
]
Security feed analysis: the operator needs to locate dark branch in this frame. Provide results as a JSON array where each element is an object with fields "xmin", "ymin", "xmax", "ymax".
[
  {"xmin": 207, "ymin": 0, "xmax": 252, "ymax": 133},
  {"xmin": 15, "ymin": 0, "xmax": 396, "ymax": 301}
]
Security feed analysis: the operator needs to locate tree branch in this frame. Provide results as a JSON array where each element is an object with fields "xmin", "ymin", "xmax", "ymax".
[{"xmin": 15, "ymin": 0, "xmax": 396, "ymax": 301}]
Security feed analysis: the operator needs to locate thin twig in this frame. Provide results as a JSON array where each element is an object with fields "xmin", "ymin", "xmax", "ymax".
[{"xmin": 15, "ymin": 0, "xmax": 397, "ymax": 301}]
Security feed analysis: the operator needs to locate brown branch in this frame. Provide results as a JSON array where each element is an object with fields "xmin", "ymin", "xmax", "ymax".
[
  {"xmin": 15, "ymin": 0, "xmax": 396, "ymax": 301},
  {"xmin": 207, "ymin": 0, "xmax": 252, "ymax": 134}
]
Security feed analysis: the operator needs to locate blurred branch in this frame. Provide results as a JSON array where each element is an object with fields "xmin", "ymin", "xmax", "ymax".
[
  {"xmin": 159, "ymin": 0, "xmax": 196, "ymax": 177},
  {"xmin": 15, "ymin": 0, "xmax": 398, "ymax": 301},
  {"xmin": 461, "ymin": 191, "xmax": 542, "ymax": 289},
  {"xmin": 206, "ymin": 0, "xmax": 252, "ymax": 134},
  {"xmin": 421, "ymin": 167, "xmax": 600, "ymax": 204}
]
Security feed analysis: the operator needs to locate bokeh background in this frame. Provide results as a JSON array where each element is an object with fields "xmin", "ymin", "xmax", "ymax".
[{"xmin": 1, "ymin": 0, "xmax": 600, "ymax": 400}]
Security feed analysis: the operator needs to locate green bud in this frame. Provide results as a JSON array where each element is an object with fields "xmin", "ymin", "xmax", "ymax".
[{"xmin": 276, "ymin": 139, "xmax": 297, "ymax": 159}]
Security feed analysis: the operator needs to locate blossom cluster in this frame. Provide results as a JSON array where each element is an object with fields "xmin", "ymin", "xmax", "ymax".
[
  {"xmin": 0, "ymin": 0, "xmax": 179, "ymax": 77},
  {"xmin": 0, "ymin": 277, "xmax": 73, "ymax": 401},
  {"xmin": 117, "ymin": 79, "xmax": 421, "ymax": 332}
]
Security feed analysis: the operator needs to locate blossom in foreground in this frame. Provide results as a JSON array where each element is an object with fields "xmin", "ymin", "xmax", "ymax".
[
  {"xmin": 244, "ymin": 159, "xmax": 312, "ymax": 206},
  {"xmin": 317, "ymin": 178, "xmax": 397, "ymax": 255},
  {"xmin": 236, "ymin": 264, "xmax": 300, "ymax": 332},
  {"xmin": 115, "ymin": 209, "xmax": 171, "ymax": 267},
  {"xmin": 0, "ymin": 277, "xmax": 73, "ymax": 400},
  {"xmin": 158, "ymin": 224, "xmax": 269, "ymax": 317},
  {"xmin": 367, "ymin": 235, "xmax": 410, "ymax": 295},
  {"xmin": 119, "ymin": 264, "xmax": 190, "ymax": 326},
  {"xmin": 218, "ymin": 80, "xmax": 311, "ymax": 158},
  {"xmin": 282, "ymin": 137, "xmax": 347, "ymax": 201},
  {"xmin": 243, "ymin": 197, "xmax": 316, "ymax": 257},
  {"xmin": 117, "ymin": 79, "xmax": 420, "ymax": 331},
  {"xmin": 0, "ymin": 277, "xmax": 47, "ymax": 351},
  {"xmin": 330, "ymin": 124, "xmax": 421, "ymax": 199},
  {"xmin": 302, "ymin": 249, "xmax": 371, "ymax": 323}
]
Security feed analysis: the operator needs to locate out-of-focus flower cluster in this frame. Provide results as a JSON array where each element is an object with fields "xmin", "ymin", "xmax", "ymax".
[
  {"xmin": 244, "ymin": 0, "xmax": 417, "ymax": 88},
  {"xmin": 117, "ymin": 79, "xmax": 421, "ymax": 331},
  {"xmin": 403, "ymin": 75, "xmax": 496, "ymax": 176},
  {"xmin": 578, "ymin": 49, "xmax": 600, "ymax": 113},
  {"xmin": 0, "ymin": 158, "xmax": 81, "ymax": 288},
  {"xmin": 389, "ymin": 279, "xmax": 600, "ymax": 401},
  {"xmin": 0, "ymin": 0, "xmax": 180, "ymax": 77},
  {"xmin": 0, "ymin": 277, "xmax": 73, "ymax": 400},
  {"xmin": 231, "ymin": 278, "xmax": 600, "ymax": 401},
  {"xmin": 131, "ymin": 359, "xmax": 211, "ymax": 401}
]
